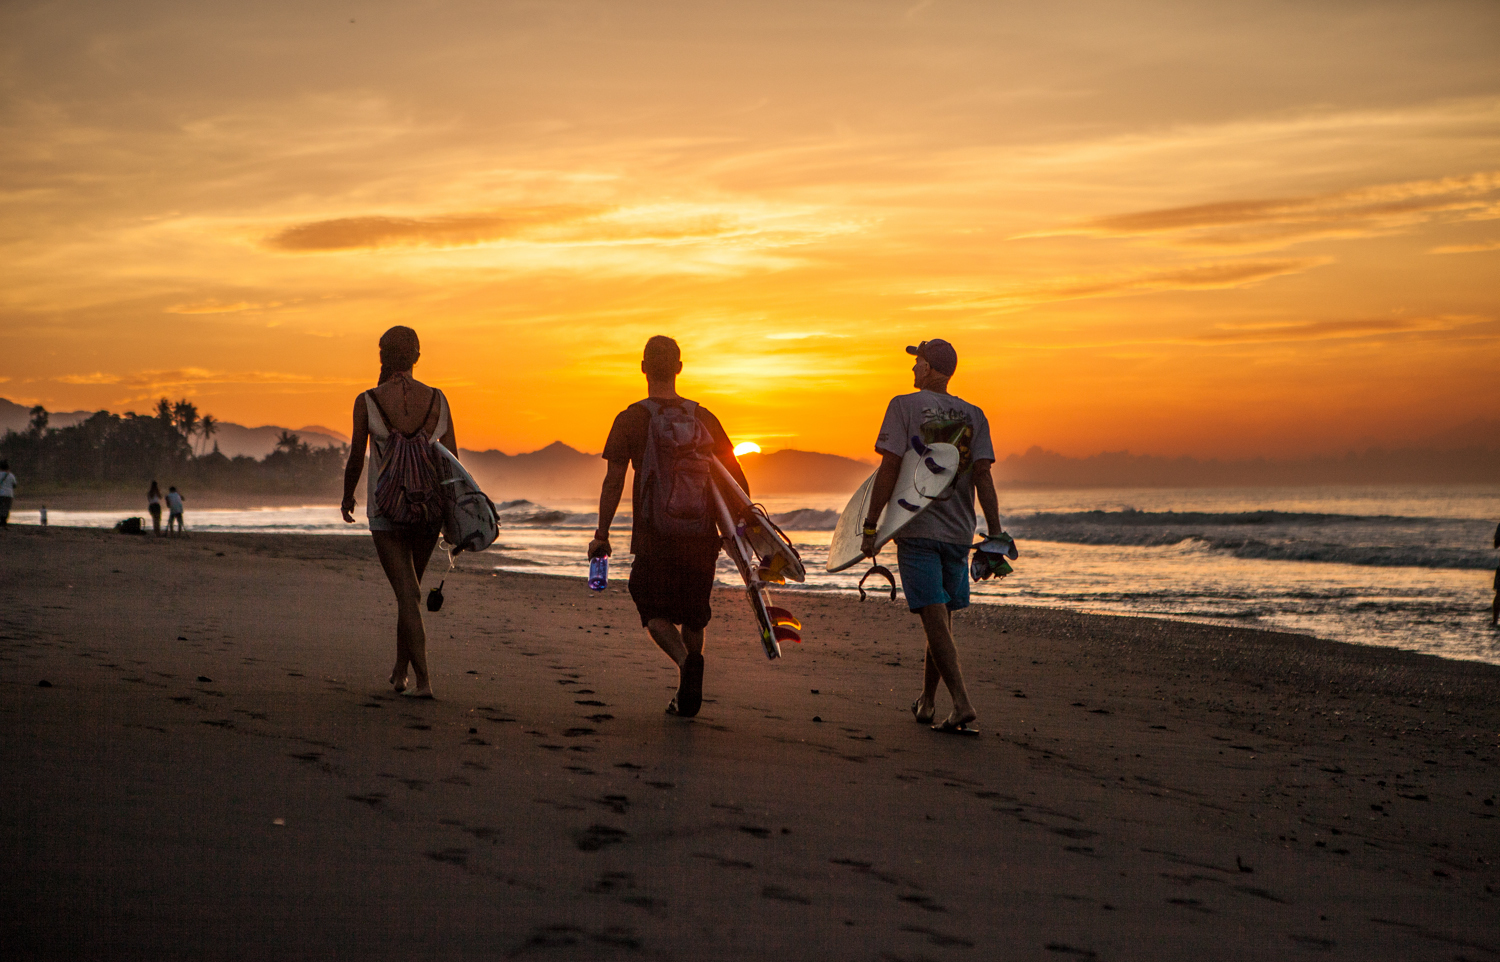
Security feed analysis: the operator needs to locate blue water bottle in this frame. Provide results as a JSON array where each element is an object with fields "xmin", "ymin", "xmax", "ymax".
[{"xmin": 588, "ymin": 555, "xmax": 609, "ymax": 591}]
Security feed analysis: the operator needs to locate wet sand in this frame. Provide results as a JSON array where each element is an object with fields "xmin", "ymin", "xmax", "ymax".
[{"xmin": 1, "ymin": 524, "xmax": 1497, "ymax": 961}]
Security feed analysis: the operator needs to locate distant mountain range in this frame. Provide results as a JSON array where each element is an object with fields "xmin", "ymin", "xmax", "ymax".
[
  {"xmin": 457, "ymin": 444, "xmax": 874, "ymax": 499},
  {"xmin": 0, "ymin": 397, "xmax": 347, "ymax": 460},
  {"xmin": 7, "ymin": 396, "xmax": 1497, "ymax": 491}
]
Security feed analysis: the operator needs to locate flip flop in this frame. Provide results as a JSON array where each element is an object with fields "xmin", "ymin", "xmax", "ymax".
[{"xmin": 932, "ymin": 719, "xmax": 979, "ymax": 736}]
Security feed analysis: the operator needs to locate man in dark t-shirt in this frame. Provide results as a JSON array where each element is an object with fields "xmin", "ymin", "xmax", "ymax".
[{"xmin": 590, "ymin": 336, "xmax": 749, "ymax": 718}]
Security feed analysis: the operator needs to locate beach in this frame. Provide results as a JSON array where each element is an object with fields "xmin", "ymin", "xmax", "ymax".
[{"xmin": 2, "ymin": 524, "xmax": 1498, "ymax": 960}]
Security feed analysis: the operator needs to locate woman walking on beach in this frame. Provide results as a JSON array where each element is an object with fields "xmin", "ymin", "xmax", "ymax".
[
  {"xmin": 147, "ymin": 481, "xmax": 163, "ymax": 536},
  {"xmin": 340, "ymin": 326, "xmax": 456, "ymax": 699}
]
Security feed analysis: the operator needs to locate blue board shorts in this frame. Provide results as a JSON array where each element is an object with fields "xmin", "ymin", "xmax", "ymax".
[{"xmin": 895, "ymin": 538, "xmax": 970, "ymax": 612}]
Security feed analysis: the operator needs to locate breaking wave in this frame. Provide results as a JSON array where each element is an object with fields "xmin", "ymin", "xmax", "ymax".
[{"xmin": 1009, "ymin": 509, "xmax": 1496, "ymax": 570}]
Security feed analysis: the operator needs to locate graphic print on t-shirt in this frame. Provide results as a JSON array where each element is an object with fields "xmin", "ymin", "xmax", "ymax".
[{"xmin": 916, "ymin": 406, "xmax": 977, "ymax": 482}]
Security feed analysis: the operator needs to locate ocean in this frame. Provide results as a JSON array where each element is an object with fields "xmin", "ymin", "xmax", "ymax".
[{"xmin": 33, "ymin": 484, "xmax": 1500, "ymax": 667}]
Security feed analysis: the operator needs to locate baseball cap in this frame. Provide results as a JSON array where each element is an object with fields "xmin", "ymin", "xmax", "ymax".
[{"xmin": 905, "ymin": 339, "xmax": 957, "ymax": 377}]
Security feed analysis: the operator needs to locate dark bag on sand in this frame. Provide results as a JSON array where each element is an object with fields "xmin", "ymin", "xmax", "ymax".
[
  {"xmin": 367, "ymin": 390, "xmax": 447, "ymax": 526},
  {"xmin": 114, "ymin": 517, "xmax": 144, "ymax": 535},
  {"xmin": 639, "ymin": 398, "xmax": 717, "ymax": 539}
]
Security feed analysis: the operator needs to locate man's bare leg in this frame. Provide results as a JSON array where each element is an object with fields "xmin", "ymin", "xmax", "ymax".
[
  {"xmin": 913, "ymin": 638, "xmax": 942, "ymax": 723},
  {"xmin": 646, "ymin": 618, "xmax": 687, "ymax": 666},
  {"xmin": 919, "ymin": 603, "xmax": 976, "ymax": 728}
]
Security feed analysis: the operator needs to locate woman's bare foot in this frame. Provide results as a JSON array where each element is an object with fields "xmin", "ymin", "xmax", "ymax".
[
  {"xmin": 911, "ymin": 696, "xmax": 935, "ymax": 724},
  {"xmin": 932, "ymin": 708, "xmax": 979, "ymax": 735},
  {"xmin": 389, "ymin": 668, "xmax": 408, "ymax": 693},
  {"xmin": 402, "ymin": 687, "xmax": 435, "ymax": 700}
]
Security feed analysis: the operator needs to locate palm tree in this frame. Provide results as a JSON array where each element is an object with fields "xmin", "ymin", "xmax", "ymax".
[
  {"xmin": 172, "ymin": 399, "xmax": 199, "ymax": 444},
  {"xmin": 197, "ymin": 414, "xmax": 218, "ymax": 457}
]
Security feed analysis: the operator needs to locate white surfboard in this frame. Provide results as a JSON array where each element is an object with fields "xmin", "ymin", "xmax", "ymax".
[{"xmin": 825, "ymin": 439, "xmax": 961, "ymax": 573}]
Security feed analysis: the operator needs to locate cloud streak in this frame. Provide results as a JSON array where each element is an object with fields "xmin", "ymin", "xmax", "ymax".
[
  {"xmin": 917, "ymin": 258, "xmax": 1326, "ymax": 313},
  {"xmin": 265, "ymin": 206, "xmax": 605, "ymax": 252},
  {"xmin": 56, "ymin": 369, "xmax": 359, "ymax": 389},
  {"xmin": 1037, "ymin": 171, "xmax": 1500, "ymax": 251}
]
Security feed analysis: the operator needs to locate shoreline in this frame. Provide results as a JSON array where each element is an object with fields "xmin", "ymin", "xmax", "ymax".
[
  {"xmin": 3, "ymin": 525, "xmax": 1498, "ymax": 959},
  {"xmin": 8, "ymin": 518, "xmax": 1499, "ymax": 669}
]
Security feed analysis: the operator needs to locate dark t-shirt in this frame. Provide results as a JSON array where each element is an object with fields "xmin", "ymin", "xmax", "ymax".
[{"xmin": 602, "ymin": 398, "xmax": 749, "ymax": 554}]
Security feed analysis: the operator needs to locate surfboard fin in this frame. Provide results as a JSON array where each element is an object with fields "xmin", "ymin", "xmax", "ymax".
[
  {"xmin": 765, "ymin": 606, "xmax": 802, "ymax": 630},
  {"xmin": 772, "ymin": 625, "xmax": 802, "ymax": 644},
  {"xmin": 897, "ymin": 498, "xmax": 921, "ymax": 512},
  {"xmin": 923, "ymin": 456, "xmax": 946, "ymax": 474},
  {"xmin": 910, "ymin": 436, "xmax": 930, "ymax": 455}
]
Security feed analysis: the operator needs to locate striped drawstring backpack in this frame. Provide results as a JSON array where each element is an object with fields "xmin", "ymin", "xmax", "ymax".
[{"xmin": 368, "ymin": 390, "xmax": 447, "ymax": 526}]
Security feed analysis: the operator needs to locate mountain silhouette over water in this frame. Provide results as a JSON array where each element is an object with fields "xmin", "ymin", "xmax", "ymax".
[{"xmin": 458, "ymin": 444, "xmax": 874, "ymax": 499}]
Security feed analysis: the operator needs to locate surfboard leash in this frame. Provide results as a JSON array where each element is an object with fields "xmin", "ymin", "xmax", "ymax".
[{"xmin": 858, "ymin": 564, "xmax": 897, "ymax": 602}]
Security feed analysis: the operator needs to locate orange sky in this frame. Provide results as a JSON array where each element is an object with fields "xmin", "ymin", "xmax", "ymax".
[{"xmin": 3, "ymin": 0, "xmax": 1498, "ymax": 460}]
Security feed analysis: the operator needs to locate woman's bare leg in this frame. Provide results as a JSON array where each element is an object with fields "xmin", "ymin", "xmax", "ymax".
[{"xmin": 373, "ymin": 528, "xmax": 441, "ymax": 695}]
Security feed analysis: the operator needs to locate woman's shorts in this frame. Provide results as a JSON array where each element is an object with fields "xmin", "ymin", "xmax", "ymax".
[
  {"xmin": 895, "ymin": 537, "xmax": 971, "ymax": 612},
  {"xmin": 148, "ymin": 504, "xmax": 161, "ymax": 519},
  {"xmin": 369, "ymin": 515, "xmax": 442, "ymax": 538},
  {"xmin": 628, "ymin": 539, "xmax": 721, "ymax": 631}
]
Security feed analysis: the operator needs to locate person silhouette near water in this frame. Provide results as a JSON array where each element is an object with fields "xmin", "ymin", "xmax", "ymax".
[
  {"xmin": 0, "ymin": 460, "xmax": 14, "ymax": 528},
  {"xmin": 165, "ymin": 486, "xmax": 185, "ymax": 536},
  {"xmin": 147, "ymin": 480, "xmax": 163, "ymax": 536},
  {"xmin": 1492, "ymin": 521, "xmax": 1498, "ymax": 628}
]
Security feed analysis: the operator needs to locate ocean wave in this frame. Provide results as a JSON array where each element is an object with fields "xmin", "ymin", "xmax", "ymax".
[
  {"xmin": 493, "ymin": 499, "xmax": 594, "ymax": 526},
  {"xmin": 771, "ymin": 508, "xmax": 840, "ymax": 530},
  {"xmin": 1008, "ymin": 509, "xmax": 1496, "ymax": 570}
]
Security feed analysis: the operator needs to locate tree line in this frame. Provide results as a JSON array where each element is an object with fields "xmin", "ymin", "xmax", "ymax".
[{"xmin": 1, "ymin": 399, "xmax": 348, "ymax": 494}]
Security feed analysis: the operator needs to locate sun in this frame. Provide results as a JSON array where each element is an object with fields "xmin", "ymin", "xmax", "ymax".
[{"xmin": 733, "ymin": 441, "xmax": 762, "ymax": 456}]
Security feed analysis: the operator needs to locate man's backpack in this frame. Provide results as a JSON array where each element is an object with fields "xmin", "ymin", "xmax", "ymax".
[
  {"xmin": 639, "ymin": 398, "xmax": 718, "ymax": 538},
  {"xmin": 368, "ymin": 390, "xmax": 447, "ymax": 526}
]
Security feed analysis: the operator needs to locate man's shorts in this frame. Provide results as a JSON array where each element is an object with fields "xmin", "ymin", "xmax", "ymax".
[
  {"xmin": 628, "ymin": 538, "xmax": 721, "ymax": 631},
  {"xmin": 895, "ymin": 538, "xmax": 971, "ymax": 613}
]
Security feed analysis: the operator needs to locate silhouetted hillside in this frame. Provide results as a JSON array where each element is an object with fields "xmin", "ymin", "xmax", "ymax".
[
  {"xmin": 458, "ymin": 444, "xmax": 876, "ymax": 500},
  {"xmin": 736, "ymin": 450, "xmax": 874, "ymax": 494},
  {"xmin": 1, "ymin": 397, "xmax": 345, "ymax": 459}
]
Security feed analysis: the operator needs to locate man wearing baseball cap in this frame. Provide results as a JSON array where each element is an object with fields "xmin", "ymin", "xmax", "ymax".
[{"xmin": 860, "ymin": 339, "xmax": 1003, "ymax": 734}]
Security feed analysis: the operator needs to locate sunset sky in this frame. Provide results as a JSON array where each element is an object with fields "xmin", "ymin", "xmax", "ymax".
[{"xmin": 3, "ymin": 0, "xmax": 1498, "ymax": 460}]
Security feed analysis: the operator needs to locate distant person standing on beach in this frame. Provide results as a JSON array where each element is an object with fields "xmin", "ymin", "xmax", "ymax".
[
  {"xmin": 590, "ymin": 336, "xmax": 750, "ymax": 718},
  {"xmin": 147, "ymin": 481, "xmax": 163, "ymax": 536},
  {"xmin": 0, "ymin": 460, "xmax": 14, "ymax": 527},
  {"xmin": 1492, "ymin": 522, "xmax": 1498, "ymax": 627},
  {"xmin": 165, "ymin": 486, "xmax": 185, "ymax": 536},
  {"xmin": 341, "ymin": 326, "xmax": 456, "ymax": 700},
  {"xmin": 861, "ymin": 339, "xmax": 1002, "ymax": 735}
]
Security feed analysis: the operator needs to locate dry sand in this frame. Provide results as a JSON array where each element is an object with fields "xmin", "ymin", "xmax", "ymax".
[{"xmin": 2, "ymin": 524, "xmax": 1497, "ymax": 961}]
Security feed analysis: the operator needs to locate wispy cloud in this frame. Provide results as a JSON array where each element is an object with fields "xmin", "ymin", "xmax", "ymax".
[
  {"xmin": 1430, "ymin": 239, "xmax": 1500, "ymax": 254},
  {"xmin": 917, "ymin": 258, "xmax": 1326, "ymax": 312},
  {"xmin": 1187, "ymin": 315, "xmax": 1488, "ymax": 344},
  {"xmin": 1031, "ymin": 171, "xmax": 1500, "ymax": 251},
  {"xmin": 56, "ymin": 369, "xmax": 358, "ymax": 389},
  {"xmin": 165, "ymin": 299, "xmax": 283, "ymax": 314},
  {"xmin": 265, "ymin": 206, "xmax": 604, "ymax": 252}
]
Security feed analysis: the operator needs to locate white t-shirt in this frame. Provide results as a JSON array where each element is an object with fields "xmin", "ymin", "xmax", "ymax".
[
  {"xmin": 0, "ymin": 471, "xmax": 14, "ymax": 497},
  {"xmin": 166, "ymin": 491, "xmax": 184, "ymax": 513},
  {"xmin": 875, "ymin": 389, "xmax": 995, "ymax": 545}
]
